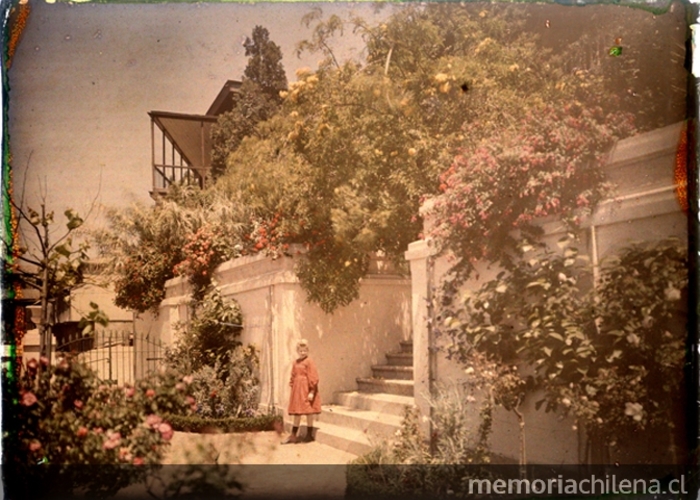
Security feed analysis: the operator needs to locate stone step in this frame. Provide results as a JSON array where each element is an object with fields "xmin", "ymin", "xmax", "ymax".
[
  {"xmin": 371, "ymin": 365, "xmax": 413, "ymax": 380},
  {"xmin": 399, "ymin": 340, "xmax": 413, "ymax": 354},
  {"xmin": 356, "ymin": 377, "xmax": 414, "ymax": 397},
  {"xmin": 334, "ymin": 391, "xmax": 415, "ymax": 418},
  {"xmin": 284, "ymin": 421, "xmax": 374, "ymax": 456},
  {"xmin": 385, "ymin": 352, "xmax": 413, "ymax": 366},
  {"xmin": 320, "ymin": 404, "xmax": 402, "ymax": 437}
]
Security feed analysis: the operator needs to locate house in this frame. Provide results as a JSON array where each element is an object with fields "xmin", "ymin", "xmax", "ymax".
[{"xmin": 149, "ymin": 80, "xmax": 241, "ymax": 197}]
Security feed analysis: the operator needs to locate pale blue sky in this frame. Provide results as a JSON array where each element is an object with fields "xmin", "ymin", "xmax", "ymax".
[{"xmin": 8, "ymin": 1, "xmax": 386, "ymax": 229}]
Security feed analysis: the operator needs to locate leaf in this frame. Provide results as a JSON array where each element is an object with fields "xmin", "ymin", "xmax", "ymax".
[
  {"xmin": 548, "ymin": 332, "xmax": 564, "ymax": 341},
  {"xmin": 495, "ymin": 284, "xmax": 507, "ymax": 294},
  {"xmin": 543, "ymin": 346, "xmax": 552, "ymax": 357},
  {"xmin": 556, "ymin": 236, "xmax": 570, "ymax": 249},
  {"xmin": 54, "ymin": 244, "xmax": 71, "ymax": 258},
  {"xmin": 534, "ymin": 399, "xmax": 546, "ymax": 411}
]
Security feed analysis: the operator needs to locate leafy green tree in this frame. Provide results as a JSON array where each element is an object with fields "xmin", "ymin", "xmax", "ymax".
[
  {"xmin": 217, "ymin": 4, "xmax": 634, "ymax": 313},
  {"xmin": 439, "ymin": 238, "xmax": 687, "ymax": 463},
  {"xmin": 96, "ymin": 185, "xmax": 250, "ymax": 313},
  {"xmin": 4, "ymin": 198, "xmax": 94, "ymax": 357},
  {"xmin": 243, "ymin": 25, "xmax": 288, "ymax": 101},
  {"xmin": 210, "ymin": 26, "xmax": 287, "ymax": 179}
]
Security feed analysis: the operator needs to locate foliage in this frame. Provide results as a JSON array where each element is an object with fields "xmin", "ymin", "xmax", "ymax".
[
  {"xmin": 216, "ymin": 4, "xmax": 636, "ymax": 313},
  {"xmin": 168, "ymin": 287, "xmax": 244, "ymax": 372},
  {"xmin": 184, "ymin": 345, "xmax": 260, "ymax": 419},
  {"xmin": 437, "ymin": 237, "xmax": 687, "ymax": 460},
  {"xmin": 2, "ymin": 355, "xmax": 194, "ymax": 499},
  {"xmin": 210, "ymin": 26, "xmax": 287, "ymax": 179},
  {"xmin": 243, "ymin": 25, "xmax": 288, "ymax": 101},
  {"xmin": 427, "ymin": 103, "xmax": 635, "ymax": 279},
  {"xmin": 97, "ymin": 185, "xmax": 249, "ymax": 313},
  {"xmin": 4, "ymin": 202, "xmax": 91, "ymax": 356},
  {"xmin": 165, "ymin": 413, "xmax": 282, "ymax": 434},
  {"xmin": 348, "ymin": 390, "xmax": 494, "ymax": 498}
]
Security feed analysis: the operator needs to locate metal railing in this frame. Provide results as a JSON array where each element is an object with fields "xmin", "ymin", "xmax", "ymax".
[{"xmin": 57, "ymin": 330, "xmax": 164, "ymax": 385}]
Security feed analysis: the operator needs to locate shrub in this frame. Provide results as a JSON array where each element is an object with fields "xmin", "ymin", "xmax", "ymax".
[
  {"xmin": 170, "ymin": 287, "xmax": 244, "ymax": 372},
  {"xmin": 165, "ymin": 413, "xmax": 282, "ymax": 434},
  {"xmin": 348, "ymin": 387, "xmax": 493, "ymax": 498},
  {"xmin": 184, "ymin": 345, "xmax": 261, "ymax": 420},
  {"xmin": 2, "ymin": 355, "xmax": 195, "ymax": 499}
]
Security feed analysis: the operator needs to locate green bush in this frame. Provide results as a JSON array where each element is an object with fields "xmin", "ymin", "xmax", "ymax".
[
  {"xmin": 2, "ymin": 355, "xmax": 195, "ymax": 499},
  {"xmin": 348, "ymin": 392, "xmax": 492, "ymax": 498},
  {"xmin": 165, "ymin": 413, "xmax": 282, "ymax": 434}
]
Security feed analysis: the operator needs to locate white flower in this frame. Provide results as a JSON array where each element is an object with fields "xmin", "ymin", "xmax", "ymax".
[
  {"xmin": 624, "ymin": 402, "xmax": 644, "ymax": 422},
  {"xmin": 561, "ymin": 398, "xmax": 571, "ymax": 407},
  {"xmin": 464, "ymin": 367, "xmax": 475, "ymax": 375}
]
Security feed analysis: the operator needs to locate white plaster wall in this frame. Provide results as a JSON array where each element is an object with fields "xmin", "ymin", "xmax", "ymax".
[
  {"xmin": 407, "ymin": 122, "xmax": 689, "ymax": 464},
  {"xmin": 156, "ymin": 251, "xmax": 411, "ymax": 414}
]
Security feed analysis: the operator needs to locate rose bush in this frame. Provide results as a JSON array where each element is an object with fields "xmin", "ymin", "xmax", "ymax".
[{"xmin": 2, "ymin": 354, "xmax": 195, "ymax": 498}]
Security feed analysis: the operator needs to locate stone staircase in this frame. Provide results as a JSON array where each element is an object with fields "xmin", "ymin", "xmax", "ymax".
[{"xmin": 288, "ymin": 340, "xmax": 415, "ymax": 456}]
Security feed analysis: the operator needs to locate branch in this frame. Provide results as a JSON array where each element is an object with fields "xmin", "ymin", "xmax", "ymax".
[
  {"xmin": 15, "ymin": 254, "xmax": 43, "ymax": 268},
  {"xmin": 10, "ymin": 197, "xmax": 47, "ymax": 255}
]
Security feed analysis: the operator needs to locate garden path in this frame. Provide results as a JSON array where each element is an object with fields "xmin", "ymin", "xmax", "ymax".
[{"xmin": 116, "ymin": 430, "xmax": 358, "ymax": 499}]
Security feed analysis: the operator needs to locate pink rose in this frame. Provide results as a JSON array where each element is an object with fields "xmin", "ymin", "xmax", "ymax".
[
  {"xmin": 118, "ymin": 447, "xmax": 133, "ymax": 462},
  {"xmin": 73, "ymin": 399, "xmax": 83, "ymax": 410},
  {"xmin": 20, "ymin": 392, "xmax": 38, "ymax": 407},
  {"xmin": 175, "ymin": 383, "xmax": 185, "ymax": 392},
  {"xmin": 39, "ymin": 356, "xmax": 49, "ymax": 367},
  {"xmin": 26, "ymin": 358, "xmax": 38, "ymax": 372},
  {"xmin": 103, "ymin": 431, "xmax": 121, "ymax": 450},
  {"xmin": 145, "ymin": 414, "xmax": 162, "ymax": 428},
  {"xmin": 145, "ymin": 389, "xmax": 156, "ymax": 398},
  {"xmin": 93, "ymin": 427, "xmax": 103, "ymax": 434},
  {"xmin": 124, "ymin": 387, "xmax": 135, "ymax": 398},
  {"xmin": 182, "ymin": 375, "xmax": 193, "ymax": 385},
  {"xmin": 157, "ymin": 422, "xmax": 173, "ymax": 441},
  {"xmin": 76, "ymin": 427, "xmax": 88, "ymax": 438},
  {"xmin": 133, "ymin": 457, "xmax": 145, "ymax": 466},
  {"xmin": 29, "ymin": 440, "xmax": 42, "ymax": 452}
]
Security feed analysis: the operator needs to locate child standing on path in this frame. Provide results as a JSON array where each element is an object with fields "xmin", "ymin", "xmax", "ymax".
[{"xmin": 282, "ymin": 339, "xmax": 321, "ymax": 444}]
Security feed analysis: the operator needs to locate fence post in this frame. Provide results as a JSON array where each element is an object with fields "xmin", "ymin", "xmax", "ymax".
[{"xmin": 108, "ymin": 330, "xmax": 112, "ymax": 382}]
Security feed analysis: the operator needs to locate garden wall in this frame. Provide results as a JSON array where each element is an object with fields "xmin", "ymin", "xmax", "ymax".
[
  {"xmin": 406, "ymin": 121, "xmax": 688, "ymax": 464},
  {"xmin": 139, "ymin": 251, "xmax": 412, "ymax": 415}
]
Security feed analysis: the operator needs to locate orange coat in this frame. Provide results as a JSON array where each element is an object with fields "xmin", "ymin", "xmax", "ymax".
[{"xmin": 287, "ymin": 356, "xmax": 321, "ymax": 415}]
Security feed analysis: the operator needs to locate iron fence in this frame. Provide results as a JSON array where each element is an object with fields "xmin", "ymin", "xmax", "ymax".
[{"xmin": 56, "ymin": 330, "xmax": 165, "ymax": 385}]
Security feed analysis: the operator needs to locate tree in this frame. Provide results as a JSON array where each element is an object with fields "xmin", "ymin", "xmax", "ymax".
[
  {"xmin": 217, "ymin": 4, "xmax": 635, "ymax": 312},
  {"xmin": 210, "ymin": 26, "xmax": 287, "ymax": 179},
  {"xmin": 243, "ymin": 25, "xmax": 288, "ymax": 101},
  {"xmin": 97, "ymin": 184, "xmax": 251, "ymax": 313},
  {"xmin": 3, "ymin": 183, "xmax": 98, "ymax": 358},
  {"xmin": 439, "ymin": 238, "xmax": 687, "ymax": 463}
]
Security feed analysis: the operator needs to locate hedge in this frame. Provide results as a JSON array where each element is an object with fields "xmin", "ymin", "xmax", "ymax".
[{"xmin": 165, "ymin": 413, "xmax": 282, "ymax": 434}]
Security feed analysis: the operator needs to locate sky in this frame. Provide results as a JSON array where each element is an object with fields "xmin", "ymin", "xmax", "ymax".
[
  {"xmin": 6, "ymin": 0, "xmax": 688, "ymax": 237},
  {"xmin": 7, "ymin": 1, "xmax": 388, "ymax": 228}
]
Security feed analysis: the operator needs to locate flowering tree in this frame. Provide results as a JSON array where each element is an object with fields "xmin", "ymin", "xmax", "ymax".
[{"xmin": 217, "ymin": 4, "xmax": 631, "ymax": 313}]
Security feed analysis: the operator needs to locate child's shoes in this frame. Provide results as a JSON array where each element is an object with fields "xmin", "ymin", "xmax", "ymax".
[{"xmin": 281, "ymin": 434, "xmax": 298, "ymax": 445}]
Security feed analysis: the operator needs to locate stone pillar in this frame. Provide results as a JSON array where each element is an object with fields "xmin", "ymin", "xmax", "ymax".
[{"xmin": 404, "ymin": 238, "xmax": 435, "ymax": 436}]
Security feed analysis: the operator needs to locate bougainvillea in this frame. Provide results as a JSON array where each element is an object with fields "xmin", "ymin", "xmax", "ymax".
[{"xmin": 427, "ymin": 102, "xmax": 635, "ymax": 280}]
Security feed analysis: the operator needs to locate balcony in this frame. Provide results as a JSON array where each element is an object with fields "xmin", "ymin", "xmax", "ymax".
[{"xmin": 149, "ymin": 80, "xmax": 242, "ymax": 198}]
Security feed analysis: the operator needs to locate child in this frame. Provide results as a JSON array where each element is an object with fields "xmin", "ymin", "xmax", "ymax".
[{"xmin": 282, "ymin": 339, "xmax": 321, "ymax": 444}]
